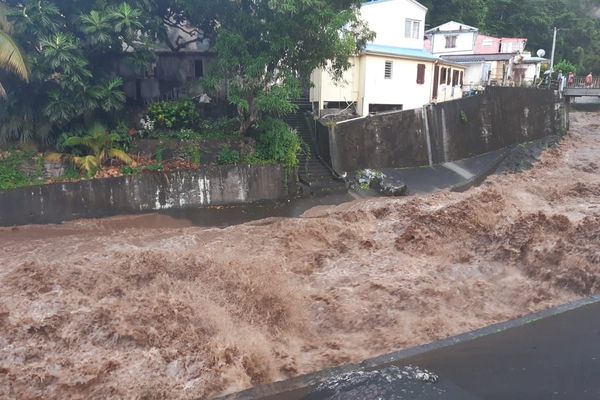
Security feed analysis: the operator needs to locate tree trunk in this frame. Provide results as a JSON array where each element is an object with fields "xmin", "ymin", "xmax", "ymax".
[{"xmin": 238, "ymin": 97, "xmax": 258, "ymax": 136}]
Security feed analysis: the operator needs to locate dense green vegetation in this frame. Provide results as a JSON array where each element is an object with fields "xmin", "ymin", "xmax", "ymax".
[
  {"xmin": 0, "ymin": 0, "xmax": 370, "ymax": 144},
  {"xmin": 421, "ymin": 0, "xmax": 600, "ymax": 74},
  {"xmin": 0, "ymin": 0, "xmax": 369, "ymax": 185},
  {"xmin": 0, "ymin": 150, "xmax": 44, "ymax": 190}
]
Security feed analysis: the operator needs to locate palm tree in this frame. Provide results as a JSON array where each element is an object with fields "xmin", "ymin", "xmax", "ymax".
[
  {"xmin": 79, "ymin": 10, "xmax": 114, "ymax": 46},
  {"xmin": 48, "ymin": 123, "xmax": 133, "ymax": 178},
  {"xmin": 0, "ymin": 5, "xmax": 28, "ymax": 98}
]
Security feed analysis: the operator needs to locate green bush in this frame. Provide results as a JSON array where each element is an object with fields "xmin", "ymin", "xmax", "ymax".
[
  {"xmin": 217, "ymin": 147, "xmax": 241, "ymax": 165},
  {"xmin": 146, "ymin": 100, "xmax": 200, "ymax": 130},
  {"xmin": 0, "ymin": 151, "xmax": 44, "ymax": 190},
  {"xmin": 554, "ymin": 59, "xmax": 576, "ymax": 76},
  {"xmin": 199, "ymin": 117, "xmax": 239, "ymax": 137},
  {"xmin": 256, "ymin": 118, "xmax": 303, "ymax": 171},
  {"xmin": 113, "ymin": 121, "xmax": 133, "ymax": 152},
  {"xmin": 185, "ymin": 145, "xmax": 202, "ymax": 165}
]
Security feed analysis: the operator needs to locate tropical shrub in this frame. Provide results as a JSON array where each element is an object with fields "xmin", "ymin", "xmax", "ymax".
[
  {"xmin": 0, "ymin": 150, "xmax": 44, "ymax": 190},
  {"xmin": 216, "ymin": 147, "xmax": 240, "ymax": 165},
  {"xmin": 255, "ymin": 118, "xmax": 303, "ymax": 171},
  {"xmin": 554, "ymin": 60, "xmax": 577, "ymax": 76},
  {"xmin": 49, "ymin": 123, "xmax": 133, "ymax": 177},
  {"xmin": 145, "ymin": 100, "xmax": 200, "ymax": 130}
]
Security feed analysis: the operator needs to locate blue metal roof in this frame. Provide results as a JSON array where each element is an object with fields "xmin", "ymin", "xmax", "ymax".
[{"xmin": 364, "ymin": 44, "xmax": 440, "ymax": 61}]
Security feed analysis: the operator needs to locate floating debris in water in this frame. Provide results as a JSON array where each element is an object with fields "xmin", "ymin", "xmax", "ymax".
[{"xmin": 304, "ymin": 365, "xmax": 440, "ymax": 399}]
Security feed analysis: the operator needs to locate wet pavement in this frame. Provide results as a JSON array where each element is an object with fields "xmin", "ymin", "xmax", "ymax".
[
  {"xmin": 157, "ymin": 192, "xmax": 356, "ymax": 228},
  {"xmin": 222, "ymin": 297, "xmax": 600, "ymax": 400},
  {"xmin": 380, "ymin": 149, "xmax": 510, "ymax": 195}
]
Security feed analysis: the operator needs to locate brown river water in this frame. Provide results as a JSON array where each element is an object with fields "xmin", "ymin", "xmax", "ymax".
[{"xmin": 1, "ymin": 111, "xmax": 599, "ymax": 399}]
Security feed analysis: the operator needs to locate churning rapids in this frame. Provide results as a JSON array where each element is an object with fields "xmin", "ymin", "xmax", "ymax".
[{"xmin": 1, "ymin": 111, "xmax": 599, "ymax": 399}]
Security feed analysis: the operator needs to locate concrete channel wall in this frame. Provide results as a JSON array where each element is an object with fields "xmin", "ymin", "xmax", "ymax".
[
  {"xmin": 0, "ymin": 165, "xmax": 295, "ymax": 226},
  {"xmin": 317, "ymin": 87, "xmax": 568, "ymax": 173}
]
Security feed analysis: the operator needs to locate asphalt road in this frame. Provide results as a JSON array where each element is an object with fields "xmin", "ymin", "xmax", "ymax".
[
  {"xmin": 399, "ymin": 300, "xmax": 600, "ymax": 400},
  {"xmin": 222, "ymin": 298, "xmax": 600, "ymax": 400}
]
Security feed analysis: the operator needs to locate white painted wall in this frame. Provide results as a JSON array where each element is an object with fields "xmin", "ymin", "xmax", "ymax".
[
  {"xmin": 309, "ymin": 58, "xmax": 360, "ymax": 109},
  {"xmin": 427, "ymin": 21, "xmax": 477, "ymax": 55},
  {"xmin": 361, "ymin": 55, "xmax": 434, "ymax": 114},
  {"xmin": 429, "ymin": 31, "xmax": 476, "ymax": 55},
  {"xmin": 462, "ymin": 63, "xmax": 486, "ymax": 89},
  {"xmin": 361, "ymin": 0, "xmax": 427, "ymax": 49},
  {"xmin": 310, "ymin": 0, "xmax": 465, "ymax": 116}
]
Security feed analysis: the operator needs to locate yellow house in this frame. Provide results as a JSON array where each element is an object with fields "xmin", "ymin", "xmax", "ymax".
[{"xmin": 310, "ymin": 0, "xmax": 464, "ymax": 117}]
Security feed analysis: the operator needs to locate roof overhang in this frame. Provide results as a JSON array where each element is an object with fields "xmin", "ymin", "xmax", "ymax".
[
  {"xmin": 362, "ymin": 0, "xmax": 427, "ymax": 12},
  {"xmin": 362, "ymin": 45, "xmax": 465, "ymax": 69},
  {"xmin": 442, "ymin": 53, "xmax": 516, "ymax": 63}
]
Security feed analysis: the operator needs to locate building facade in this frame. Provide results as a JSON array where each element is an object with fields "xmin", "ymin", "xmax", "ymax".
[
  {"xmin": 425, "ymin": 21, "xmax": 547, "ymax": 89},
  {"xmin": 310, "ymin": 0, "xmax": 464, "ymax": 118}
]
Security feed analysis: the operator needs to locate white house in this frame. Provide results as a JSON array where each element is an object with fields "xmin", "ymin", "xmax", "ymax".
[
  {"xmin": 425, "ymin": 21, "xmax": 547, "ymax": 89},
  {"xmin": 426, "ymin": 21, "xmax": 479, "ymax": 55},
  {"xmin": 310, "ymin": 0, "xmax": 464, "ymax": 117}
]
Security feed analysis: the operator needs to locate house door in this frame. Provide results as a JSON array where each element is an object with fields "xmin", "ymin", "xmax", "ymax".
[{"xmin": 433, "ymin": 65, "xmax": 440, "ymax": 99}]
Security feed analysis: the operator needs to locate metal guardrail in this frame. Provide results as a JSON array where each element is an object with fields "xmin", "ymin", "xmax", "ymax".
[{"xmin": 568, "ymin": 76, "xmax": 600, "ymax": 89}]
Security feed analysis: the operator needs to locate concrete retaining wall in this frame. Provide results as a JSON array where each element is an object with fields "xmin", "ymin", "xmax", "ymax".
[
  {"xmin": 0, "ymin": 165, "xmax": 295, "ymax": 226},
  {"xmin": 318, "ymin": 87, "xmax": 567, "ymax": 173}
]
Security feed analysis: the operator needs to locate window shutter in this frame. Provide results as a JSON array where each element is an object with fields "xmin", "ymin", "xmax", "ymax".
[
  {"xmin": 405, "ymin": 20, "xmax": 412, "ymax": 38},
  {"xmin": 384, "ymin": 61, "xmax": 393, "ymax": 79},
  {"xmin": 417, "ymin": 64, "xmax": 426, "ymax": 84}
]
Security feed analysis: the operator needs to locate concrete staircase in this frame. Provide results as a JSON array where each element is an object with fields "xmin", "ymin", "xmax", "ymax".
[{"xmin": 283, "ymin": 97, "xmax": 347, "ymax": 195}]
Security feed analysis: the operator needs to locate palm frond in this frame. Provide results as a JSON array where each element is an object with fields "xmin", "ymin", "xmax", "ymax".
[
  {"xmin": 109, "ymin": 148, "xmax": 133, "ymax": 165},
  {"xmin": 0, "ymin": 31, "xmax": 29, "ymax": 81},
  {"xmin": 64, "ymin": 135, "xmax": 94, "ymax": 148},
  {"xmin": 87, "ymin": 122, "xmax": 108, "ymax": 136},
  {"xmin": 0, "ymin": 81, "xmax": 6, "ymax": 98},
  {"xmin": 45, "ymin": 152, "xmax": 64, "ymax": 163},
  {"xmin": 72, "ymin": 155, "xmax": 99, "ymax": 178}
]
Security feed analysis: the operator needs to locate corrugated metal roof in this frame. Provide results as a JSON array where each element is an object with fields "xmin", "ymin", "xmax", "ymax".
[
  {"xmin": 364, "ymin": 44, "xmax": 440, "ymax": 61},
  {"xmin": 442, "ymin": 53, "xmax": 515, "ymax": 63}
]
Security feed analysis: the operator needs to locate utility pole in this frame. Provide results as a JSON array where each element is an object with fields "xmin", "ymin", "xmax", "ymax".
[{"xmin": 550, "ymin": 27, "xmax": 558, "ymax": 73}]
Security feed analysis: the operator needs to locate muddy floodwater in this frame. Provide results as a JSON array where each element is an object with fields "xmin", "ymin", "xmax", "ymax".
[{"xmin": 1, "ymin": 112, "xmax": 599, "ymax": 399}]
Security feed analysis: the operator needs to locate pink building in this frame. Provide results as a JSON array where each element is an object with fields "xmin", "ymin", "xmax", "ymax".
[
  {"xmin": 425, "ymin": 22, "xmax": 546, "ymax": 89},
  {"xmin": 474, "ymin": 35, "xmax": 527, "ymax": 55}
]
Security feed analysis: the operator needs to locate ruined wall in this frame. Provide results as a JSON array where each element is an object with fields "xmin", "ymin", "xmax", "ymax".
[
  {"xmin": 321, "ymin": 87, "xmax": 567, "ymax": 173},
  {"xmin": 0, "ymin": 165, "xmax": 296, "ymax": 227}
]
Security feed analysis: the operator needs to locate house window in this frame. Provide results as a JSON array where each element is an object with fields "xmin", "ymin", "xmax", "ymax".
[
  {"xmin": 416, "ymin": 64, "xmax": 426, "ymax": 85},
  {"xmin": 194, "ymin": 60, "xmax": 204, "ymax": 78},
  {"xmin": 384, "ymin": 60, "xmax": 393, "ymax": 79},
  {"xmin": 445, "ymin": 35, "xmax": 458, "ymax": 49},
  {"xmin": 405, "ymin": 19, "xmax": 421, "ymax": 39},
  {"xmin": 452, "ymin": 70, "xmax": 460, "ymax": 86},
  {"xmin": 440, "ymin": 67, "xmax": 447, "ymax": 84}
]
